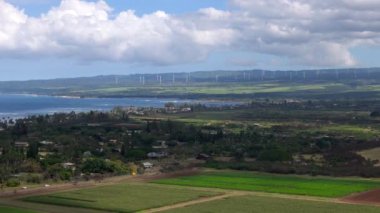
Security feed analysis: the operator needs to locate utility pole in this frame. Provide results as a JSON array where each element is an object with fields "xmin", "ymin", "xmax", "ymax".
[{"xmin": 172, "ymin": 73, "xmax": 175, "ymax": 85}]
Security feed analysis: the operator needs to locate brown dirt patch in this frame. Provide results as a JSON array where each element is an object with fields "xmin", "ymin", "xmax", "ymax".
[
  {"xmin": 138, "ymin": 168, "xmax": 201, "ymax": 182},
  {"xmin": 342, "ymin": 189, "xmax": 380, "ymax": 205}
]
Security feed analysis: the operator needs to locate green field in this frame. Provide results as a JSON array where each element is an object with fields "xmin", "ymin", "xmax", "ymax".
[
  {"xmin": 154, "ymin": 171, "xmax": 380, "ymax": 197},
  {"xmin": 163, "ymin": 195, "xmax": 380, "ymax": 213},
  {"xmin": 23, "ymin": 183, "xmax": 219, "ymax": 212},
  {"xmin": 0, "ymin": 206, "xmax": 37, "ymax": 213},
  {"xmin": 75, "ymin": 82, "xmax": 351, "ymax": 97}
]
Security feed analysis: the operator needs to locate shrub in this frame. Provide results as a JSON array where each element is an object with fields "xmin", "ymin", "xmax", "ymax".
[
  {"xmin": 6, "ymin": 178, "xmax": 21, "ymax": 187},
  {"xmin": 81, "ymin": 158, "xmax": 129, "ymax": 175},
  {"xmin": 257, "ymin": 148, "xmax": 292, "ymax": 162},
  {"xmin": 26, "ymin": 174, "xmax": 43, "ymax": 184}
]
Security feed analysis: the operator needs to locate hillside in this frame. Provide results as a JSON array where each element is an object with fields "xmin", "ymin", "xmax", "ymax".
[{"xmin": 1, "ymin": 68, "xmax": 380, "ymax": 99}]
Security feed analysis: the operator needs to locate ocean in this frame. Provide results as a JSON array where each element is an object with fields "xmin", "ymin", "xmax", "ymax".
[{"xmin": 0, "ymin": 94, "xmax": 238, "ymax": 118}]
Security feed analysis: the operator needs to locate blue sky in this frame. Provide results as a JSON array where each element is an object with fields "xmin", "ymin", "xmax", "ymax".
[
  {"xmin": 1, "ymin": 0, "xmax": 379, "ymax": 80},
  {"xmin": 9, "ymin": 0, "xmax": 227, "ymax": 16}
]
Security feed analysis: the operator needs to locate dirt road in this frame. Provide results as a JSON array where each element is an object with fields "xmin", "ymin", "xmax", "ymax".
[{"xmin": 143, "ymin": 191, "xmax": 247, "ymax": 213}]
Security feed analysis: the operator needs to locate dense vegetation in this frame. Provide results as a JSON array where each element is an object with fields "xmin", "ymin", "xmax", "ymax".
[{"xmin": 2, "ymin": 96, "xmax": 380, "ymax": 188}]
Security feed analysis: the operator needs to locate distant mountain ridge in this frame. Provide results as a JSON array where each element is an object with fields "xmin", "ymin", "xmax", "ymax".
[{"xmin": 1, "ymin": 68, "xmax": 380, "ymax": 96}]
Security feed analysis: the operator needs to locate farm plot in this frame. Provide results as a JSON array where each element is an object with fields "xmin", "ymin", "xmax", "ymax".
[
  {"xmin": 163, "ymin": 195, "xmax": 380, "ymax": 213},
  {"xmin": 23, "ymin": 183, "xmax": 219, "ymax": 212},
  {"xmin": 153, "ymin": 170, "xmax": 380, "ymax": 197},
  {"xmin": 0, "ymin": 206, "xmax": 37, "ymax": 213}
]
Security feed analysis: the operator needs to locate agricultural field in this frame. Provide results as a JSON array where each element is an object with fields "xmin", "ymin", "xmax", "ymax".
[
  {"xmin": 154, "ymin": 170, "xmax": 380, "ymax": 197},
  {"xmin": 23, "ymin": 183, "xmax": 219, "ymax": 212},
  {"xmin": 0, "ymin": 206, "xmax": 37, "ymax": 213},
  {"xmin": 68, "ymin": 81, "xmax": 380, "ymax": 98},
  {"xmin": 73, "ymin": 82, "xmax": 343, "ymax": 96},
  {"xmin": 163, "ymin": 195, "xmax": 380, "ymax": 213}
]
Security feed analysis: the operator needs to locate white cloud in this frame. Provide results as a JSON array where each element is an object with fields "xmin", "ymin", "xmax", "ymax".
[{"xmin": 0, "ymin": 0, "xmax": 379, "ymax": 67}]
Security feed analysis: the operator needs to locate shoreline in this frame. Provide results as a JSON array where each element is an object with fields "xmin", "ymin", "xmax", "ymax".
[{"xmin": 0, "ymin": 94, "xmax": 243, "ymax": 119}]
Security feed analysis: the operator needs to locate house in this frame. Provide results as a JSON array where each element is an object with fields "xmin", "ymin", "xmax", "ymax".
[
  {"xmin": 142, "ymin": 162, "xmax": 154, "ymax": 169},
  {"xmin": 147, "ymin": 152, "xmax": 168, "ymax": 159},
  {"xmin": 112, "ymin": 147, "xmax": 122, "ymax": 153},
  {"xmin": 109, "ymin": 139, "xmax": 118, "ymax": 144},
  {"xmin": 38, "ymin": 147, "xmax": 54, "ymax": 158},
  {"xmin": 197, "ymin": 153, "xmax": 211, "ymax": 160},
  {"xmin": 39, "ymin": 140, "xmax": 54, "ymax": 145},
  {"xmin": 152, "ymin": 140, "xmax": 168, "ymax": 150},
  {"xmin": 15, "ymin": 141, "xmax": 29, "ymax": 148},
  {"xmin": 62, "ymin": 162, "xmax": 76, "ymax": 170},
  {"xmin": 181, "ymin": 107, "xmax": 192, "ymax": 112}
]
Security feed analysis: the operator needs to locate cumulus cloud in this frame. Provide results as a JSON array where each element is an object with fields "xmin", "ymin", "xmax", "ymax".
[
  {"xmin": 0, "ymin": 0, "xmax": 236, "ymax": 64},
  {"xmin": 0, "ymin": 0, "xmax": 379, "ymax": 67}
]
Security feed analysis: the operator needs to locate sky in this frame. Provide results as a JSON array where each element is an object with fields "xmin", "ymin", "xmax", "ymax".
[{"xmin": 1, "ymin": 0, "xmax": 380, "ymax": 80}]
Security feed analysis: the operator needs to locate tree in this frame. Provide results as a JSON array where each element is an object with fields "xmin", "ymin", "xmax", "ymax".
[
  {"xmin": 81, "ymin": 158, "xmax": 110, "ymax": 174},
  {"xmin": 27, "ymin": 142, "xmax": 39, "ymax": 159},
  {"xmin": 0, "ymin": 149, "xmax": 24, "ymax": 189},
  {"xmin": 370, "ymin": 111, "xmax": 380, "ymax": 117},
  {"xmin": 257, "ymin": 148, "xmax": 292, "ymax": 162},
  {"xmin": 12, "ymin": 121, "xmax": 28, "ymax": 136}
]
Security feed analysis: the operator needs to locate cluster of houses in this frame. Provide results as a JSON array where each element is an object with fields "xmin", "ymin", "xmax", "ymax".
[{"xmin": 111, "ymin": 105, "xmax": 193, "ymax": 117}]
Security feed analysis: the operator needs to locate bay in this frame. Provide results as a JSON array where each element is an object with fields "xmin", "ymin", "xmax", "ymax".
[{"xmin": 0, "ymin": 94, "xmax": 239, "ymax": 118}]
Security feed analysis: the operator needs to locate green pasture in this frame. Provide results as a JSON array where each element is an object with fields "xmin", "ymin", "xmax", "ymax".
[
  {"xmin": 0, "ymin": 206, "xmax": 37, "ymax": 213},
  {"xmin": 153, "ymin": 170, "xmax": 380, "ymax": 198},
  {"xmin": 163, "ymin": 195, "xmax": 380, "ymax": 213},
  {"xmin": 23, "ymin": 183, "xmax": 219, "ymax": 212},
  {"xmin": 74, "ymin": 82, "xmax": 351, "ymax": 96}
]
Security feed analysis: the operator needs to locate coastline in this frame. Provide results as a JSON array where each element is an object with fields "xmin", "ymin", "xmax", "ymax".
[{"xmin": 0, "ymin": 93, "xmax": 243, "ymax": 119}]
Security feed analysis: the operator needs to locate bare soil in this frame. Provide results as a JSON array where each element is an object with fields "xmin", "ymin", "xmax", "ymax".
[{"xmin": 342, "ymin": 189, "xmax": 380, "ymax": 206}]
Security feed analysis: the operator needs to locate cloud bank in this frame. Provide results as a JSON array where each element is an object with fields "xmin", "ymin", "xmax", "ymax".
[{"xmin": 0, "ymin": 0, "xmax": 379, "ymax": 67}]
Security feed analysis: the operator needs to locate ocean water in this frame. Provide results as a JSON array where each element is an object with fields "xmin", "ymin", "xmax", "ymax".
[{"xmin": 0, "ymin": 94, "xmax": 238, "ymax": 118}]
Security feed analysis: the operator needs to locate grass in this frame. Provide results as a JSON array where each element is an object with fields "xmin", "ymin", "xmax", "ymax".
[
  {"xmin": 163, "ymin": 195, "xmax": 380, "ymax": 213},
  {"xmin": 23, "ymin": 183, "xmax": 219, "ymax": 212},
  {"xmin": 315, "ymin": 125, "xmax": 380, "ymax": 140},
  {"xmin": 78, "ymin": 82, "xmax": 351, "ymax": 96},
  {"xmin": 153, "ymin": 170, "xmax": 380, "ymax": 198},
  {"xmin": 0, "ymin": 206, "xmax": 37, "ymax": 213}
]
